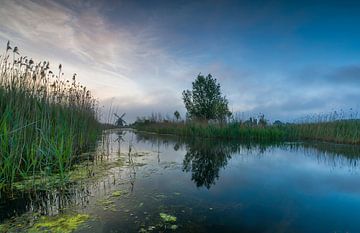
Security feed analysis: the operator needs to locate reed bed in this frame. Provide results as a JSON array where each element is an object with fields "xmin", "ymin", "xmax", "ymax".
[
  {"xmin": 0, "ymin": 42, "xmax": 100, "ymax": 186},
  {"xmin": 287, "ymin": 119, "xmax": 360, "ymax": 144},
  {"xmin": 134, "ymin": 114, "xmax": 360, "ymax": 144},
  {"xmin": 134, "ymin": 121, "xmax": 286, "ymax": 142}
]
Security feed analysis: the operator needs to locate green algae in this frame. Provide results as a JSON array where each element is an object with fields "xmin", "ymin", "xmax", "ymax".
[
  {"xmin": 0, "ymin": 213, "xmax": 90, "ymax": 233},
  {"xmin": 0, "ymin": 224, "xmax": 6, "ymax": 232},
  {"xmin": 28, "ymin": 214, "xmax": 90, "ymax": 233},
  {"xmin": 96, "ymin": 198, "xmax": 117, "ymax": 211},
  {"xmin": 170, "ymin": 224, "xmax": 178, "ymax": 230},
  {"xmin": 111, "ymin": 190, "xmax": 124, "ymax": 197},
  {"xmin": 10, "ymin": 156, "xmax": 125, "ymax": 192},
  {"xmin": 160, "ymin": 213, "xmax": 177, "ymax": 222},
  {"xmin": 138, "ymin": 213, "xmax": 178, "ymax": 233}
]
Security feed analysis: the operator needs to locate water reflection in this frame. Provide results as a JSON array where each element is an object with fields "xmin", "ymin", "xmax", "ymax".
[
  {"xmin": 135, "ymin": 131, "xmax": 360, "ymax": 189},
  {"xmin": 0, "ymin": 184, "xmax": 92, "ymax": 220},
  {"xmin": 2, "ymin": 130, "xmax": 360, "ymax": 232},
  {"xmin": 183, "ymin": 139, "xmax": 233, "ymax": 189}
]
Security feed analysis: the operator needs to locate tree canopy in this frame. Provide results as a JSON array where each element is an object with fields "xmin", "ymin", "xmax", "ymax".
[{"xmin": 182, "ymin": 74, "xmax": 231, "ymax": 121}]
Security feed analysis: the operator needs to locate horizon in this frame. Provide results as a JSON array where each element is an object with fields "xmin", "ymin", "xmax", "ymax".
[{"xmin": 1, "ymin": 0, "xmax": 360, "ymax": 123}]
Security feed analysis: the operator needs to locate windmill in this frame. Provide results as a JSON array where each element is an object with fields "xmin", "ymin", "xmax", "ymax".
[
  {"xmin": 115, "ymin": 130, "xmax": 126, "ymax": 155},
  {"xmin": 114, "ymin": 113, "xmax": 127, "ymax": 127}
]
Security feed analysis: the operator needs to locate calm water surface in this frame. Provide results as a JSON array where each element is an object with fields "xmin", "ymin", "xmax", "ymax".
[{"xmin": 1, "ymin": 129, "xmax": 360, "ymax": 232}]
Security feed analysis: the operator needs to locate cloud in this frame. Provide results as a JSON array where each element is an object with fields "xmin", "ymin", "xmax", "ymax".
[
  {"xmin": 1, "ymin": 0, "xmax": 359, "ymax": 123},
  {"xmin": 0, "ymin": 0, "xmax": 195, "ymax": 119},
  {"xmin": 99, "ymin": 88, "xmax": 185, "ymax": 124},
  {"xmin": 328, "ymin": 65, "xmax": 360, "ymax": 85}
]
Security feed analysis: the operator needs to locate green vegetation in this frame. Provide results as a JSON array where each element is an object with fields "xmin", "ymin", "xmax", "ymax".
[
  {"xmin": 0, "ymin": 42, "xmax": 100, "ymax": 187},
  {"xmin": 182, "ymin": 74, "xmax": 231, "ymax": 121},
  {"xmin": 135, "ymin": 72, "xmax": 360, "ymax": 145},
  {"xmin": 0, "ymin": 212, "xmax": 90, "ymax": 233},
  {"xmin": 286, "ymin": 119, "xmax": 360, "ymax": 144},
  {"xmin": 29, "ymin": 214, "xmax": 90, "ymax": 233},
  {"xmin": 11, "ymin": 154, "xmax": 125, "ymax": 192},
  {"xmin": 174, "ymin": 110, "xmax": 181, "ymax": 121},
  {"xmin": 134, "ymin": 115, "xmax": 360, "ymax": 144},
  {"xmin": 134, "ymin": 120, "xmax": 285, "ymax": 141},
  {"xmin": 159, "ymin": 213, "xmax": 177, "ymax": 222}
]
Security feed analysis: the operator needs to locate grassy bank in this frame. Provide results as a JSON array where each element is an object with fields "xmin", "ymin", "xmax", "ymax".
[
  {"xmin": 134, "ymin": 121, "xmax": 286, "ymax": 142},
  {"xmin": 0, "ymin": 45, "xmax": 100, "ymax": 186},
  {"xmin": 133, "ymin": 119, "xmax": 360, "ymax": 144},
  {"xmin": 286, "ymin": 119, "xmax": 360, "ymax": 144}
]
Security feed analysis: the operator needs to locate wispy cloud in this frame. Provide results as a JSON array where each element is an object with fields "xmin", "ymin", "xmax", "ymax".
[
  {"xmin": 0, "ymin": 0, "xmax": 196, "ymax": 122},
  {"xmin": 1, "ymin": 0, "xmax": 359, "ymax": 123}
]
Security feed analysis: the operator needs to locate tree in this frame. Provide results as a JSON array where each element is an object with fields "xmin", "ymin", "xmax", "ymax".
[
  {"xmin": 174, "ymin": 110, "xmax": 181, "ymax": 121},
  {"xmin": 182, "ymin": 74, "xmax": 231, "ymax": 121}
]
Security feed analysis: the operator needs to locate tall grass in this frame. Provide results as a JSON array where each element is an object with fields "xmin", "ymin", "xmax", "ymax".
[
  {"xmin": 134, "ymin": 113, "xmax": 360, "ymax": 144},
  {"xmin": 287, "ymin": 119, "xmax": 360, "ymax": 144},
  {"xmin": 134, "ymin": 121, "xmax": 286, "ymax": 142},
  {"xmin": 0, "ymin": 42, "xmax": 100, "ymax": 186}
]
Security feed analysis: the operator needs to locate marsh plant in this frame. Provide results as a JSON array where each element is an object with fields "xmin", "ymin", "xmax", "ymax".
[
  {"xmin": 0, "ymin": 41, "xmax": 100, "ymax": 187},
  {"xmin": 134, "ymin": 110, "xmax": 360, "ymax": 144}
]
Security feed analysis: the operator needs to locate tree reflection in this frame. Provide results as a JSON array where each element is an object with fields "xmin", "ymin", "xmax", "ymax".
[
  {"xmin": 182, "ymin": 139, "xmax": 236, "ymax": 189},
  {"xmin": 134, "ymin": 132, "xmax": 276, "ymax": 189},
  {"xmin": 134, "ymin": 131, "xmax": 360, "ymax": 188}
]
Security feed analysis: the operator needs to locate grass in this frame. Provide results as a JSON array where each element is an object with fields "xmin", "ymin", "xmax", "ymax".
[
  {"xmin": 134, "ymin": 121, "xmax": 286, "ymax": 141},
  {"xmin": 0, "ymin": 42, "xmax": 101, "ymax": 187},
  {"xmin": 133, "ymin": 116, "xmax": 360, "ymax": 144},
  {"xmin": 285, "ymin": 119, "xmax": 360, "ymax": 144}
]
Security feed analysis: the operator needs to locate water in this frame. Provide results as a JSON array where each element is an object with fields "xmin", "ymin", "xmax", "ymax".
[{"xmin": 1, "ymin": 129, "xmax": 360, "ymax": 232}]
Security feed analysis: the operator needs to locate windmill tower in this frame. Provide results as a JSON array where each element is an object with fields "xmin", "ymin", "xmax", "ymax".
[{"xmin": 114, "ymin": 113, "xmax": 127, "ymax": 127}]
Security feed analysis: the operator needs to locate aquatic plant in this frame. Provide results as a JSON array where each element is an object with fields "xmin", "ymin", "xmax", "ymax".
[
  {"xmin": 159, "ymin": 213, "xmax": 177, "ymax": 222},
  {"xmin": 29, "ymin": 214, "xmax": 90, "ymax": 233},
  {"xmin": 0, "ymin": 41, "xmax": 100, "ymax": 187}
]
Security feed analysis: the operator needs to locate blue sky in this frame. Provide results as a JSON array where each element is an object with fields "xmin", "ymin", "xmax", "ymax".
[{"xmin": 1, "ymin": 0, "xmax": 360, "ymax": 122}]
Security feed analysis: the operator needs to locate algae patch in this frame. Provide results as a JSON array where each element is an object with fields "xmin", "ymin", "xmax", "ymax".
[
  {"xmin": 29, "ymin": 214, "xmax": 90, "ymax": 233},
  {"xmin": 160, "ymin": 213, "xmax": 177, "ymax": 222},
  {"xmin": 111, "ymin": 190, "xmax": 124, "ymax": 197},
  {"xmin": 170, "ymin": 224, "xmax": 178, "ymax": 230},
  {"xmin": 138, "ymin": 213, "xmax": 178, "ymax": 232},
  {"xmin": 96, "ymin": 197, "xmax": 117, "ymax": 211},
  {"xmin": 11, "ymin": 156, "xmax": 125, "ymax": 192}
]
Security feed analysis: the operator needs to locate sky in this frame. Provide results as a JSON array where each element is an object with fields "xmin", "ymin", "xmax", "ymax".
[{"xmin": 0, "ymin": 0, "xmax": 360, "ymax": 123}]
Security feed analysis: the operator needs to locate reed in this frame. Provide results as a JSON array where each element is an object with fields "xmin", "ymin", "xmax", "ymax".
[
  {"xmin": 287, "ymin": 119, "xmax": 360, "ymax": 144},
  {"xmin": 0, "ymin": 42, "xmax": 100, "ymax": 186},
  {"xmin": 134, "ymin": 121, "xmax": 286, "ymax": 142},
  {"xmin": 134, "ymin": 113, "xmax": 360, "ymax": 144}
]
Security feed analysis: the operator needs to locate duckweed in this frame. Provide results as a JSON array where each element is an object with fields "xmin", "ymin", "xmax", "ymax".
[
  {"xmin": 29, "ymin": 214, "xmax": 90, "ymax": 233},
  {"xmin": 159, "ymin": 213, "xmax": 177, "ymax": 222},
  {"xmin": 111, "ymin": 190, "xmax": 123, "ymax": 197}
]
